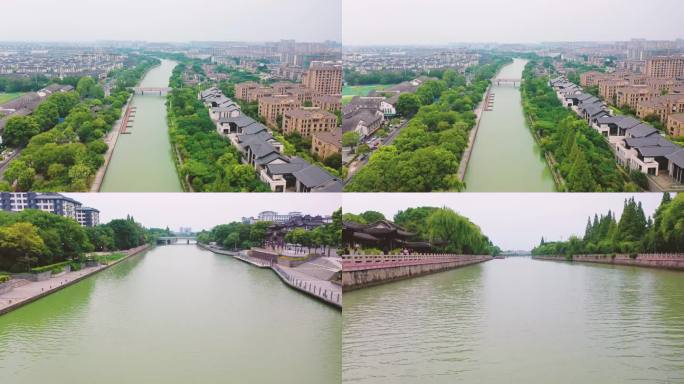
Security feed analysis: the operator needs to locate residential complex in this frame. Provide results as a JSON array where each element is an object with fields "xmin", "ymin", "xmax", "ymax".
[
  {"xmin": 550, "ymin": 76, "xmax": 684, "ymax": 185},
  {"xmin": 0, "ymin": 192, "xmax": 99, "ymax": 227},
  {"xmin": 200, "ymin": 87, "xmax": 343, "ymax": 192}
]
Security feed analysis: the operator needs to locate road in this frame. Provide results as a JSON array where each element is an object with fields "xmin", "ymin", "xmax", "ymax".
[{"xmin": 345, "ymin": 119, "xmax": 409, "ymax": 182}]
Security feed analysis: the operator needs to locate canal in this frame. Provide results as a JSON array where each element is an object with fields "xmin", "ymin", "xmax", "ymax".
[
  {"xmin": 464, "ymin": 59, "xmax": 555, "ymax": 192},
  {"xmin": 100, "ymin": 59, "xmax": 182, "ymax": 192},
  {"xmin": 343, "ymin": 257, "xmax": 684, "ymax": 383},
  {"xmin": 0, "ymin": 245, "xmax": 341, "ymax": 384}
]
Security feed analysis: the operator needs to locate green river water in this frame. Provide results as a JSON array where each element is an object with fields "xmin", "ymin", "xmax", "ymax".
[
  {"xmin": 100, "ymin": 59, "xmax": 182, "ymax": 192},
  {"xmin": 464, "ymin": 59, "xmax": 555, "ymax": 192},
  {"xmin": 343, "ymin": 257, "xmax": 684, "ymax": 383},
  {"xmin": 0, "ymin": 245, "xmax": 341, "ymax": 384}
]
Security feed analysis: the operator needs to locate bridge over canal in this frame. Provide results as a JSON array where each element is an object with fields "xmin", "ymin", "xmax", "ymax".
[
  {"xmin": 133, "ymin": 87, "xmax": 172, "ymax": 95},
  {"xmin": 156, "ymin": 236, "xmax": 197, "ymax": 245}
]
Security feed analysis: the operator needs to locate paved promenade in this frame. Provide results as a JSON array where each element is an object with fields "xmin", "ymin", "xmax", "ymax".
[
  {"xmin": 199, "ymin": 243, "xmax": 342, "ymax": 308},
  {"xmin": 0, "ymin": 245, "xmax": 149, "ymax": 316},
  {"xmin": 90, "ymin": 99, "xmax": 130, "ymax": 191}
]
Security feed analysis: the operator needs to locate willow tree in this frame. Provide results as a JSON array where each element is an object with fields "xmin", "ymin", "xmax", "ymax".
[{"xmin": 426, "ymin": 207, "xmax": 492, "ymax": 254}]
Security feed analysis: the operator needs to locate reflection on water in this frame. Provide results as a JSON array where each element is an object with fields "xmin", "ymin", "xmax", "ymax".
[
  {"xmin": 0, "ymin": 245, "xmax": 340, "ymax": 384},
  {"xmin": 464, "ymin": 59, "xmax": 555, "ymax": 192},
  {"xmin": 343, "ymin": 257, "xmax": 684, "ymax": 383}
]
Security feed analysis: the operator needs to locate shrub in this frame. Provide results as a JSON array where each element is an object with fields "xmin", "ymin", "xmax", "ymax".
[
  {"xmin": 0, "ymin": 275, "xmax": 10, "ymax": 283},
  {"xmin": 31, "ymin": 261, "xmax": 70, "ymax": 274},
  {"xmin": 361, "ymin": 248, "xmax": 383, "ymax": 255}
]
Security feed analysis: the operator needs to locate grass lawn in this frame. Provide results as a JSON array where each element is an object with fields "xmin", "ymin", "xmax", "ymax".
[
  {"xmin": 342, "ymin": 84, "xmax": 392, "ymax": 105},
  {"xmin": 0, "ymin": 92, "xmax": 23, "ymax": 104}
]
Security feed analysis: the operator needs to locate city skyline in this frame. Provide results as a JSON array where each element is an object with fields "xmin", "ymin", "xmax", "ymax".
[
  {"xmin": 65, "ymin": 193, "xmax": 340, "ymax": 231},
  {"xmin": 343, "ymin": 193, "xmax": 665, "ymax": 250},
  {"xmin": 1, "ymin": 0, "xmax": 341, "ymax": 42},
  {"xmin": 343, "ymin": 0, "xmax": 684, "ymax": 45}
]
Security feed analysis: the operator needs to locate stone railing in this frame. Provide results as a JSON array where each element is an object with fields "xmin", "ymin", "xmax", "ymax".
[
  {"xmin": 342, "ymin": 254, "xmax": 490, "ymax": 271},
  {"xmin": 534, "ymin": 253, "xmax": 684, "ymax": 270}
]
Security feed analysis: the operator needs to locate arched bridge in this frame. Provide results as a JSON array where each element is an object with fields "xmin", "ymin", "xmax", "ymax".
[
  {"xmin": 134, "ymin": 87, "xmax": 172, "ymax": 96},
  {"xmin": 157, "ymin": 236, "xmax": 197, "ymax": 245},
  {"xmin": 494, "ymin": 78, "xmax": 521, "ymax": 86}
]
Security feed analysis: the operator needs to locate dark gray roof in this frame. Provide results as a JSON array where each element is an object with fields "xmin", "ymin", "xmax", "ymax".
[
  {"xmin": 666, "ymin": 149, "xmax": 684, "ymax": 168},
  {"xmin": 627, "ymin": 123, "xmax": 658, "ymax": 138},
  {"xmin": 237, "ymin": 130, "xmax": 273, "ymax": 146},
  {"xmin": 293, "ymin": 165, "xmax": 337, "ymax": 188},
  {"xmin": 625, "ymin": 135, "xmax": 679, "ymax": 157},
  {"xmin": 242, "ymin": 123, "xmax": 269, "ymax": 135},
  {"xmin": 255, "ymin": 151, "xmax": 287, "ymax": 166},
  {"xmin": 218, "ymin": 115, "xmax": 257, "ymax": 128},
  {"xmin": 311, "ymin": 179, "xmax": 344, "ymax": 192},
  {"xmin": 266, "ymin": 157, "xmax": 309, "ymax": 175}
]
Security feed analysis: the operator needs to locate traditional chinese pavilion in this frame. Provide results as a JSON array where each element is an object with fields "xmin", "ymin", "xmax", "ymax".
[{"xmin": 342, "ymin": 220, "xmax": 432, "ymax": 254}]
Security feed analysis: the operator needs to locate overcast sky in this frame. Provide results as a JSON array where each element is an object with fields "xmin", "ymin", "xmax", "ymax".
[
  {"xmin": 65, "ymin": 193, "xmax": 340, "ymax": 232},
  {"xmin": 343, "ymin": 193, "xmax": 666, "ymax": 251},
  {"xmin": 343, "ymin": 0, "xmax": 683, "ymax": 45},
  {"xmin": 1, "ymin": 0, "xmax": 340, "ymax": 42}
]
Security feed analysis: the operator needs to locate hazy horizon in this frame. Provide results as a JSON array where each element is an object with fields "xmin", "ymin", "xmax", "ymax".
[
  {"xmin": 343, "ymin": 0, "xmax": 684, "ymax": 46},
  {"xmin": 64, "ymin": 193, "xmax": 340, "ymax": 232},
  {"xmin": 343, "ymin": 193, "xmax": 666, "ymax": 251},
  {"xmin": 1, "ymin": 0, "xmax": 341, "ymax": 43}
]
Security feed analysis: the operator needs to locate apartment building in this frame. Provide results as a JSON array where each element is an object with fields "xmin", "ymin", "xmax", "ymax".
[
  {"xmin": 615, "ymin": 86, "xmax": 654, "ymax": 109},
  {"xmin": 282, "ymin": 108, "xmax": 337, "ymax": 137},
  {"xmin": 234, "ymin": 81, "xmax": 261, "ymax": 100},
  {"xmin": 645, "ymin": 56, "xmax": 684, "ymax": 78},
  {"xmin": 0, "ymin": 192, "xmax": 99, "ymax": 227},
  {"xmin": 636, "ymin": 94, "xmax": 684, "ymax": 122},
  {"xmin": 312, "ymin": 128, "xmax": 342, "ymax": 159},
  {"xmin": 312, "ymin": 94, "xmax": 342, "ymax": 112},
  {"xmin": 258, "ymin": 95, "xmax": 301, "ymax": 126},
  {"xmin": 667, "ymin": 113, "xmax": 684, "ymax": 137},
  {"xmin": 302, "ymin": 61, "xmax": 343, "ymax": 95}
]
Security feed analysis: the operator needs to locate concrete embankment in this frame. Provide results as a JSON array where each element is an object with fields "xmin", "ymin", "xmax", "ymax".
[
  {"xmin": 457, "ymin": 86, "xmax": 491, "ymax": 182},
  {"xmin": 342, "ymin": 254, "xmax": 493, "ymax": 291},
  {"xmin": 198, "ymin": 243, "xmax": 342, "ymax": 309},
  {"xmin": 533, "ymin": 254, "xmax": 684, "ymax": 271},
  {"xmin": 0, "ymin": 244, "xmax": 151, "ymax": 316}
]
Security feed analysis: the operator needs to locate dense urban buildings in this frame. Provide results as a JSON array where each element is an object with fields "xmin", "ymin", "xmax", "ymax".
[{"xmin": 0, "ymin": 192, "xmax": 99, "ymax": 226}]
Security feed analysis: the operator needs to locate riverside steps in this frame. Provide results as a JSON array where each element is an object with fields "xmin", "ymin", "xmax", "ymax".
[
  {"xmin": 0, "ymin": 245, "xmax": 150, "ymax": 316},
  {"xmin": 533, "ymin": 253, "xmax": 684, "ymax": 270},
  {"xmin": 198, "ymin": 243, "xmax": 342, "ymax": 308},
  {"xmin": 342, "ymin": 253, "xmax": 493, "ymax": 291}
]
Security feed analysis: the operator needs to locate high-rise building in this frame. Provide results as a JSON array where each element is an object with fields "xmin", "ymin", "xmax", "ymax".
[
  {"xmin": 645, "ymin": 56, "xmax": 684, "ymax": 78},
  {"xmin": 302, "ymin": 61, "xmax": 343, "ymax": 95}
]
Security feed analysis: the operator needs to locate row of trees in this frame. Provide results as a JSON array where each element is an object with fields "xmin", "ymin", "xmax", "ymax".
[
  {"xmin": 345, "ymin": 58, "xmax": 512, "ymax": 192},
  {"xmin": 1, "ymin": 58, "xmax": 161, "ymax": 192},
  {"xmin": 198, "ymin": 208, "xmax": 342, "ymax": 254},
  {"xmin": 167, "ymin": 63, "xmax": 270, "ymax": 192},
  {"xmin": 0, "ymin": 211, "xmax": 154, "ymax": 273},
  {"xmin": 0, "ymin": 75, "xmax": 52, "ymax": 93},
  {"xmin": 344, "ymin": 69, "xmax": 420, "ymax": 86},
  {"xmin": 532, "ymin": 193, "xmax": 684, "ymax": 256},
  {"xmin": 521, "ymin": 61, "xmax": 637, "ymax": 192},
  {"xmin": 344, "ymin": 207, "xmax": 501, "ymax": 255}
]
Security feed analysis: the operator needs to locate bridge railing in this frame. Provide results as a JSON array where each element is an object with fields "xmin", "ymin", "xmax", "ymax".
[{"xmin": 342, "ymin": 254, "xmax": 491, "ymax": 271}]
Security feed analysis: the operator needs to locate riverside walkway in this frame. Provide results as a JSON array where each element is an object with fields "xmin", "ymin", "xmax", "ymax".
[
  {"xmin": 0, "ymin": 245, "xmax": 150, "ymax": 315},
  {"xmin": 200, "ymin": 243, "xmax": 342, "ymax": 308}
]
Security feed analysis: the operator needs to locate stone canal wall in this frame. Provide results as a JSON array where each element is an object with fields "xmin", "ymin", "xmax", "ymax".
[
  {"xmin": 533, "ymin": 253, "xmax": 684, "ymax": 270},
  {"xmin": 199, "ymin": 243, "xmax": 341, "ymax": 309},
  {"xmin": 342, "ymin": 254, "xmax": 493, "ymax": 291},
  {"xmin": 0, "ymin": 244, "xmax": 151, "ymax": 316}
]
